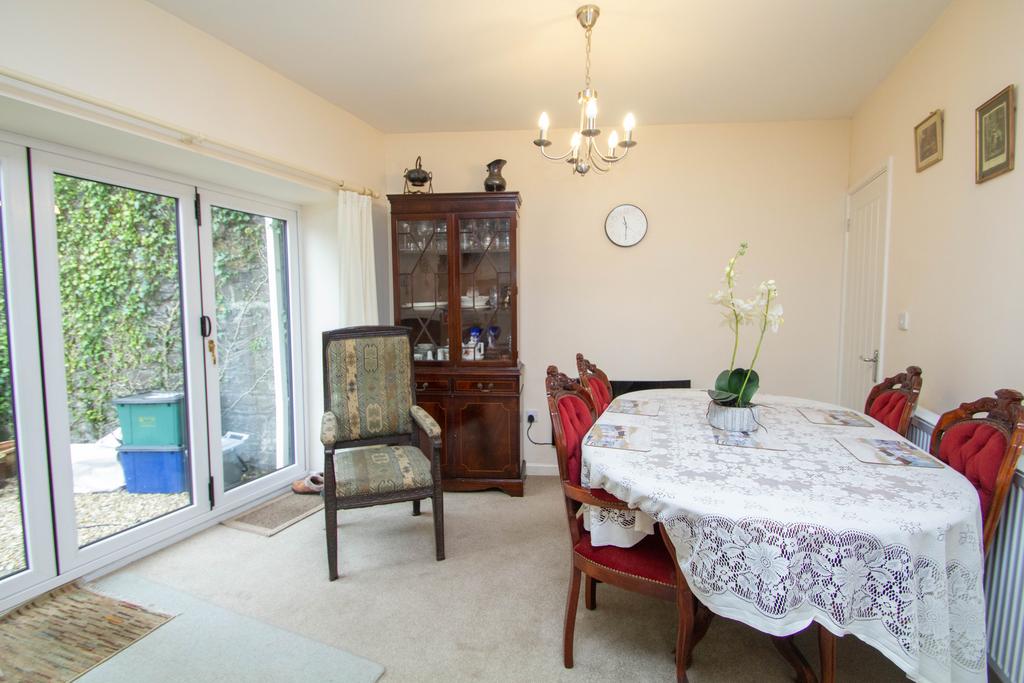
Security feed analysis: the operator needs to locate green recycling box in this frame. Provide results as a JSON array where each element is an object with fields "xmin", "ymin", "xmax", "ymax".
[{"xmin": 114, "ymin": 390, "xmax": 185, "ymax": 447}]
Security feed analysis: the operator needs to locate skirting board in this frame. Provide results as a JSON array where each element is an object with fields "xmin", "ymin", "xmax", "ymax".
[{"xmin": 525, "ymin": 462, "xmax": 558, "ymax": 476}]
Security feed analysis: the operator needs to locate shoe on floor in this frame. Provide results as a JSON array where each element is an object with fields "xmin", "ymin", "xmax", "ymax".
[{"xmin": 291, "ymin": 473, "xmax": 324, "ymax": 495}]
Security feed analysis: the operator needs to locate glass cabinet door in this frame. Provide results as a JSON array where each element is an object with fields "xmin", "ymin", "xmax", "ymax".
[
  {"xmin": 395, "ymin": 218, "xmax": 450, "ymax": 361},
  {"xmin": 455, "ymin": 217, "xmax": 513, "ymax": 363}
]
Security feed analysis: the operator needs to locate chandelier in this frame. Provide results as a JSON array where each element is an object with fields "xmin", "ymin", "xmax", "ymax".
[{"xmin": 532, "ymin": 5, "xmax": 637, "ymax": 175}]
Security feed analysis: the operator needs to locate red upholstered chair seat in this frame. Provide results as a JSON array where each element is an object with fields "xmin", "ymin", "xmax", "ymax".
[
  {"xmin": 558, "ymin": 394, "xmax": 595, "ymax": 485},
  {"xmin": 869, "ymin": 390, "xmax": 909, "ymax": 432},
  {"xmin": 937, "ymin": 421, "xmax": 1008, "ymax": 521},
  {"xmin": 573, "ymin": 517, "xmax": 676, "ymax": 587}
]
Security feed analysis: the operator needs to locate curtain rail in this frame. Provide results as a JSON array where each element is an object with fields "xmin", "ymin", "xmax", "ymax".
[{"xmin": 0, "ymin": 67, "xmax": 381, "ymax": 198}]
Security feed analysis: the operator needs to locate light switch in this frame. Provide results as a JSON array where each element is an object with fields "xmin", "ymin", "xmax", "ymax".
[{"xmin": 897, "ymin": 312, "xmax": 910, "ymax": 331}]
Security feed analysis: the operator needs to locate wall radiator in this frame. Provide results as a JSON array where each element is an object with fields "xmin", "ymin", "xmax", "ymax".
[{"xmin": 908, "ymin": 413, "xmax": 1024, "ymax": 683}]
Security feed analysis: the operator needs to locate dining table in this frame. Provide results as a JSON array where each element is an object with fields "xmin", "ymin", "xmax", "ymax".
[{"xmin": 580, "ymin": 389, "xmax": 987, "ymax": 683}]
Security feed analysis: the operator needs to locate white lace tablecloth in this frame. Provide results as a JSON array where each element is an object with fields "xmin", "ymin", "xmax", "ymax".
[{"xmin": 581, "ymin": 389, "xmax": 986, "ymax": 683}]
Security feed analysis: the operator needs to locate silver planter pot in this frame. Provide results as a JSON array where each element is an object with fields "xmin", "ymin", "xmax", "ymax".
[{"xmin": 707, "ymin": 401, "xmax": 760, "ymax": 432}]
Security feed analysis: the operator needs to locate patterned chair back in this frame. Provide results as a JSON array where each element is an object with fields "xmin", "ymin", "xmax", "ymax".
[{"xmin": 322, "ymin": 326, "xmax": 414, "ymax": 442}]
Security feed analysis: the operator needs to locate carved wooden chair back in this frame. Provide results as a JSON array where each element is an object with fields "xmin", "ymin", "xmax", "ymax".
[
  {"xmin": 929, "ymin": 388, "xmax": 1024, "ymax": 552},
  {"xmin": 576, "ymin": 353, "xmax": 613, "ymax": 414},
  {"xmin": 864, "ymin": 365, "xmax": 923, "ymax": 436},
  {"xmin": 546, "ymin": 365, "xmax": 598, "ymax": 544}
]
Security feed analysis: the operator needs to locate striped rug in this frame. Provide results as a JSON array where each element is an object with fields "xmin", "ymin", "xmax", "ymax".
[{"xmin": 0, "ymin": 583, "xmax": 171, "ymax": 682}]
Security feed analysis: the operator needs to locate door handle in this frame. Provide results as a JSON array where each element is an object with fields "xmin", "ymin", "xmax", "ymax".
[{"xmin": 859, "ymin": 350, "xmax": 879, "ymax": 364}]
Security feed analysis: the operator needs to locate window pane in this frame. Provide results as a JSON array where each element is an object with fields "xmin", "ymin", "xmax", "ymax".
[
  {"xmin": 211, "ymin": 206, "xmax": 294, "ymax": 490},
  {"xmin": 0, "ymin": 196, "xmax": 26, "ymax": 579},
  {"xmin": 54, "ymin": 174, "xmax": 191, "ymax": 547}
]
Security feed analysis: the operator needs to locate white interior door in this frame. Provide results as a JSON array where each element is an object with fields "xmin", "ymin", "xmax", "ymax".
[
  {"xmin": 197, "ymin": 189, "xmax": 304, "ymax": 505},
  {"xmin": 30, "ymin": 151, "xmax": 211, "ymax": 573},
  {"xmin": 838, "ymin": 168, "xmax": 891, "ymax": 410},
  {"xmin": 0, "ymin": 141, "xmax": 56, "ymax": 598}
]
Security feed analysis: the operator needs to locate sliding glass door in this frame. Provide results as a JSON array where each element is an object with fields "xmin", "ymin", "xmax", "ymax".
[
  {"xmin": 0, "ymin": 140, "xmax": 306, "ymax": 605},
  {"xmin": 0, "ymin": 141, "xmax": 55, "ymax": 595},
  {"xmin": 31, "ymin": 152, "xmax": 210, "ymax": 571},
  {"xmin": 198, "ymin": 191, "xmax": 303, "ymax": 502}
]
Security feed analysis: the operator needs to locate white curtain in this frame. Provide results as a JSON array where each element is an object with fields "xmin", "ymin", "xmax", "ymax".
[{"xmin": 336, "ymin": 190, "xmax": 379, "ymax": 326}]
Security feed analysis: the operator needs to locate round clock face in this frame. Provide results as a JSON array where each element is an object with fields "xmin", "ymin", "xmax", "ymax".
[{"xmin": 604, "ymin": 204, "xmax": 648, "ymax": 247}]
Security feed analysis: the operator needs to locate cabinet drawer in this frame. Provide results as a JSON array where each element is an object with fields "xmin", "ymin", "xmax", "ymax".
[
  {"xmin": 454, "ymin": 378, "xmax": 517, "ymax": 395},
  {"xmin": 414, "ymin": 377, "xmax": 450, "ymax": 393}
]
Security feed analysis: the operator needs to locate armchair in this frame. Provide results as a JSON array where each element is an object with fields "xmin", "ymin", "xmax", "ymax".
[{"xmin": 320, "ymin": 326, "xmax": 445, "ymax": 581}]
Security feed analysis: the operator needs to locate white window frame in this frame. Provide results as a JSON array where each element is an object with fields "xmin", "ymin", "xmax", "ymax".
[
  {"xmin": 0, "ymin": 140, "xmax": 56, "ymax": 595},
  {"xmin": 30, "ymin": 150, "xmax": 211, "ymax": 572},
  {"xmin": 198, "ymin": 188, "xmax": 307, "ymax": 506}
]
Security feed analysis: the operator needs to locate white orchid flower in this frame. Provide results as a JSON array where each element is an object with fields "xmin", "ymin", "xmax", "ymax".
[{"xmin": 766, "ymin": 301, "xmax": 784, "ymax": 333}]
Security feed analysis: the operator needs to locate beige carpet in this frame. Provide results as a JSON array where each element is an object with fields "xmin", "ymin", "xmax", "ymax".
[
  {"xmin": 106, "ymin": 477, "xmax": 909, "ymax": 682},
  {"xmin": 0, "ymin": 583, "xmax": 171, "ymax": 681}
]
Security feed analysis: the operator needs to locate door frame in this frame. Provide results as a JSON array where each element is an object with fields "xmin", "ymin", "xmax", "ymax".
[
  {"xmin": 0, "ymin": 140, "xmax": 56, "ymax": 596},
  {"xmin": 836, "ymin": 158, "xmax": 893, "ymax": 406},
  {"xmin": 30, "ymin": 149, "xmax": 211, "ymax": 572},
  {"xmin": 197, "ymin": 188, "xmax": 306, "ymax": 507}
]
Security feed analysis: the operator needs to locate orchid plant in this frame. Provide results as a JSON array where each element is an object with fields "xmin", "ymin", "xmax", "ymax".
[{"xmin": 708, "ymin": 242, "xmax": 784, "ymax": 407}]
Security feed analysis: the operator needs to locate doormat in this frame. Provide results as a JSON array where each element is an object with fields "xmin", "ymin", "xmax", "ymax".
[
  {"xmin": 222, "ymin": 493, "xmax": 323, "ymax": 536},
  {"xmin": 0, "ymin": 583, "xmax": 172, "ymax": 682}
]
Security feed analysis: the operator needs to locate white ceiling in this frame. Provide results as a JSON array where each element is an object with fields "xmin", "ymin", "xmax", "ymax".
[{"xmin": 148, "ymin": 0, "xmax": 950, "ymax": 134}]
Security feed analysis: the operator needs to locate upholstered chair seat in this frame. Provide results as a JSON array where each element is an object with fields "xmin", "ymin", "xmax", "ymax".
[
  {"xmin": 572, "ymin": 517, "xmax": 677, "ymax": 587},
  {"xmin": 332, "ymin": 444, "xmax": 435, "ymax": 499}
]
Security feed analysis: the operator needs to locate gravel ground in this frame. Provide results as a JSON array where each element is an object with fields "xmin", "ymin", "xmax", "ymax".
[
  {"xmin": 0, "ymin": 478, "xmax": 189, "ymax": 575},
  {"xmin": 0, "ymin": 481, "xmax": 27, "ymax": 577}
]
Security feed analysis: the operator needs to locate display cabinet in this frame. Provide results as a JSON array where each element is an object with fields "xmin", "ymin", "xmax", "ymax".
[{"xmin": 388, "ymin": 192, "xmax": 523, "ymax": 496}]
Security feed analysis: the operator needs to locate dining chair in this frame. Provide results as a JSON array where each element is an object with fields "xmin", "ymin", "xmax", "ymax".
[
  {"xmin": 320, "ymin": 325, "xmax": 445, "ymax": 581},
  {"xmin": 576, "ymin": 353, "xmax": 613, "ymax": 413},
  {"xmin": 546, "ymin": 365, "xmax": 696, "ymax": 682},
  {"xmin": 864, "ymin": 365, "xmax": 923, "ymax": 436},
  {"xmin": 816, "ymin": 387, "xmax": 1024, "ymax": 683}
]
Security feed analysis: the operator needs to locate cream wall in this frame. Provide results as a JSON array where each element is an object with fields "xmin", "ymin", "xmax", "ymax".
[
  {"xmin": 0, "ymin": 0, "xmax": 387, "ymax": 470},
  {"xmin": 849, "ymin": 0, "xmax": 1024, "ymax": 416},
  {"xmin": 384, "ymin": 121, "xmax": 851, "ymax": 467}
]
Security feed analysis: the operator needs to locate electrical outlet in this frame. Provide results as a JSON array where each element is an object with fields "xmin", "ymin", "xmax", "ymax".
[{"xmin": 526, "ymin": 410, "xmax": 538, "ymax": 423}]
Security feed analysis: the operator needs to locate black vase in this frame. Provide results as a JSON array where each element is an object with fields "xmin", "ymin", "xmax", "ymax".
[{"xmin": 484, "ymin": 159, "xmax": 507, "ymax": 192}]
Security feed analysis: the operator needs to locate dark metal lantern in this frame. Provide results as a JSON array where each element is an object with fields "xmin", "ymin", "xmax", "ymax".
[{"xmin": 403, "ymin": 156, "xmax": 433, "ymax": 194}]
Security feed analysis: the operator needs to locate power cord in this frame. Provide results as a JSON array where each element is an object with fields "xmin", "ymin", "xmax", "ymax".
[{"xmin": 526, "ymin": 413, "xmax": 553, "ymax": 446}]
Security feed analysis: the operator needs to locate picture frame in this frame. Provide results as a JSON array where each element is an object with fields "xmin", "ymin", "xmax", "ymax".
[
  {"xmin": 976, "ymin": 85, "xmax": 1016, "ymax": 183},
  {"xmin": 914, "ymin": 110, "xmax": 943, "ymax": 172}
]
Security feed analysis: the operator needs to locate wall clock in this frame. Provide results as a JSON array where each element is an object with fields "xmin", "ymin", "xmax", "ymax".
[{"xmin": 604, "ymin": 204, "xmax": 648, "ymax": 247}]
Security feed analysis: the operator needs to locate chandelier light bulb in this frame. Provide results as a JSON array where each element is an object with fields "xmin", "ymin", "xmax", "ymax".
[
  {"xmin": 585, "ymin": 99, "xmax": 598, "ymax": 120},
  {"xmin": 570, "ymin": 131, "xmax": 582, "ymax": 150},
  {"xmin": 623, "ymin": 112, "xmax": 636, "ymax": 131},
  {"xmin": 607, "ymin": 130, "xmax": 619, "ymax": 152},
  {"xmin": 538, "ymin": 112, "xmax": 550, "ymax": 131}
]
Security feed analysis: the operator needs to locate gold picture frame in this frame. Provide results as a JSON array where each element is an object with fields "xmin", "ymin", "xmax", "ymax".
[
  {"xmin": 914, "ymin": 110, "xmax": 943, "ymax": 172},
  {"xmin": 976, "ymin": 85, "xmax": 1016, "ymax": 183}
]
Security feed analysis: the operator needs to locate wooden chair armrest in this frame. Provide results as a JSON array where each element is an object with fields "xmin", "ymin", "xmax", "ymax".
[
  {"xmin": 562, "ymin": 482, "xmax": 631, "ymax": 510},
  {"xmin": 320, "ymin": 410, "xmax": 339, "ymax": 447},
  {"xmin": 410, "ymin": 405, "xmax": 442, "ymax": 447}
]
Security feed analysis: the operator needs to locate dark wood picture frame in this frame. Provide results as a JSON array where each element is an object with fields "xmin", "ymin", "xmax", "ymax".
[
  {"xmin": 914, "ymin": 110, "xmax": 943, "ymax": 172},
  {"xmin": 976, "ymin": 85, "xmax": 1016, "ymax": 183}
]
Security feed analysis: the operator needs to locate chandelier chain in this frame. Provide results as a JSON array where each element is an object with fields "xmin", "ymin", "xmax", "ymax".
[{"xmin": 584, "ymin": 27, "xmax": 592, "ymax": 89}]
